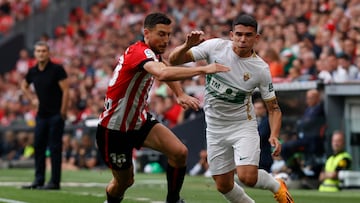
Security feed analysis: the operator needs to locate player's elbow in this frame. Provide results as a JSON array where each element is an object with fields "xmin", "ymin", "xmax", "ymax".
[{"xmin": 155, "ymin": 69, "xmax": 175, "ymax": 81}]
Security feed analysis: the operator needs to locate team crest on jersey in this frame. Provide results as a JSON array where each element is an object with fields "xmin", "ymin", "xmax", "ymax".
[
  {"xmin": 243, "ymin": 72, "xmax": 250, "ymax": 81},
  {"xmin": 144, "ymin": 49, "xmax": 156, "ymax": 60}
]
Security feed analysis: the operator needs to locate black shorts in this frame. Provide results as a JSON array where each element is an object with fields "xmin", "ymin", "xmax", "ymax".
[{"xmin": 96, "ymin": 115, "xmax": 159, "ymax": 170}]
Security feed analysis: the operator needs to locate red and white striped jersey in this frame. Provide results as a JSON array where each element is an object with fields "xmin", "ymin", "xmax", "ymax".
[{"xmin": 98, "ymin": 41, "xmax": 159, "ymax": 131}]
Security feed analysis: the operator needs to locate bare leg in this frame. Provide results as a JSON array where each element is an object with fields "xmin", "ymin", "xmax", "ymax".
[
  {"xmin": 144, "ymin": 123, "xmax": 188, "ymax": 203},
  {"xmin": 106, "ymin": 166, "xmax": 134, "ymax": 203},
  {"xmin": 212, "ymin": 170, "xmax": 254, "ymax": 203}
]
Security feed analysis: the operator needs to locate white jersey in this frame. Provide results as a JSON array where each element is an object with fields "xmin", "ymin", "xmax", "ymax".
[{"xmin": 191, "ymin": 38, "xmax": 276, "ymax": 126}]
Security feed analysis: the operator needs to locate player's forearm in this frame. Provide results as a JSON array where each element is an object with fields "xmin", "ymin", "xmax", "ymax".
[
  {"xmin": 166, "ymin": 81, "xmax": 185, "ymax": 97},
  {"xmin": 266, "ymin": 98, "xmax": 282, "ymax": 138},
  {"xmin": 156, "ymin": 65, "xmax": 206, "ymax": 81},
  {"xmin": 169, "ymin": 43, "xmax": 192, "ymax": 65},
  {"xmin": 268, "ymin": 110, "xmax": 282, "ymax": 138}
]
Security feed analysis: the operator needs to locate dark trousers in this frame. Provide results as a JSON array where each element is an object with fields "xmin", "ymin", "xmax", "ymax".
[{"xmin": 34, "ymin": 114, "xmax": 64, "ymax": 185}]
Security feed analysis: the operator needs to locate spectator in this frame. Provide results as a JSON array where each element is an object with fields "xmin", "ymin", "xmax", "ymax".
[
  {"xmin": 298, "ymin": 50, "xmax": 318, "ymax": 81},
  {"xmin": 163, "ymin": 90, "xmax": 185, "ymax": 128},
  {"xmin": 189, "ymin": 149, "xmax": 210, "ymax": 177},
  {"xmin": 332, "ymin": 52, "xmax": 359, "ymax": 82},
  {"xmin": 7, "ymin": 131, "xmax": 35, "ymax": 168},
  {"xmin": 77, "ymin": 134, "xmax": 98, "ymax": 169},
  {"xmin": 261, "ymin": 47, "xmax": 285, "ymax": 80},
  {"xmin": 0, "ymin": 1, "xmax": 14, "ymax": 35},
  {"xmin": 0, "ymin": 130, "xmax": 18, "ymax": 161},
  {"xmin": 281, "ymin": 89, "xmax": 326, "ymax": 178},
  {"xmin": 61, "ymin": 133, "xmax": 79, "ymax": 171},
  {"xmin": 319, "ymin": 130, "xmax": 352, "ymax": 192},
  {"xmin": 15, "ymin": 48, "xmax": 36, "ymax": 75},
  {"xmin": 253, "ymin": 98, "xmax": 273, "ymax": 173},
  {"xmin": 318, "ymin": 51, "xmax": 338, "ymax": 83}
]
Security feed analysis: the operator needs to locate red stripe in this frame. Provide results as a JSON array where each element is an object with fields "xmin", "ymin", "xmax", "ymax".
[
  {"xmin": 120, "ymin": 71, "xmax": 149, "ymax": 131},
  {"xmin": 172, "ymin": 168, "xmax": 179, "ymax": 190},
  {"xmin": 128, "ymin": 77, "xmax": 152, "ymax": 129}
]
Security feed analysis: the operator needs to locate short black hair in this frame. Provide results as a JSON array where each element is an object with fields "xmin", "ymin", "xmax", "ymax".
[
  {"xmin": 34, "ymin": 41, "xmax": 49, "ymax": 50},
  {"xmin": 144, "ymin": 13, "xmax": 171, "ymax": 29},
  {"xmin": 232, "ymin": 14, "xmax": 258, "ymax": 32}
]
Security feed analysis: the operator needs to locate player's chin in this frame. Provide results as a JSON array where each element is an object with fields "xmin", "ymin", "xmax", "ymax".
[{"xmin": 157, "ymin": 47, "xmax": 166, "ymax": 54}]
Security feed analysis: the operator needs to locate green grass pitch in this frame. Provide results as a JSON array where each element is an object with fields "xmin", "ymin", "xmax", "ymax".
[{"xmin": 0, "ymin": 169, "xmax": 359, "ymax": 203}]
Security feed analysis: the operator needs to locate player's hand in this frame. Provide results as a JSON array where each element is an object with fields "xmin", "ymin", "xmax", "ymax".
[
  {"xmin": 269, "ymin": 136, "xmax": 281, "ymax": 156},
  {"xmin": 185, "ymin": 31, "xmax": 205, "ymax": 48},
  {"xmin": 205, "ymin": 63, "xmax": 230, "ymax": 74},
  {"xmin": 176, "ymin": 94, "xmax": 200, "ymax": 111}
]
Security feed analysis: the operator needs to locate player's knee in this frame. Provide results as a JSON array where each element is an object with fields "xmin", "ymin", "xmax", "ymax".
[
  {"xmin": 126, "ymin": 177, "xmax": 134, "ymax": 188},
  {"xmin": 171, "ymin": 145, "xmax": 188, "ymax": 165},
  {"xmin": 216, "ymin": 181, "xmax": 233, "ymax": 194},
  {"xmin": 179, "ymin": 146, "xmax": 188, "ymax": 163},
  {"xmin": 238, "ymin": 174, "xmax": 257, "ymax": 187}
]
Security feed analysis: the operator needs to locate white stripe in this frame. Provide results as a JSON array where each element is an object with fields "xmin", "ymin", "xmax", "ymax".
[
  {"xmin": 0, "ymin": 198, "xmax": 28, "ymax": 203},
  {"xmin": 129, "ymin": 74, "xmax": 153, "ymax": 130},
  {"xmin": 108, "ymin": 71, "xmax": 143, "ymax": 130}
]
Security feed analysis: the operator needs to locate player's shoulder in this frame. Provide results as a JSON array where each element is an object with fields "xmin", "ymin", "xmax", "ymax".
[
  {"xmin": 199, "ymin": 38, "xmax": 231, "ymax": 53},
  {"xmin": 203, "ymin": 38, "xmax": 230, "ymax": 46},
  {"xmin": 246, "ymin": 53, "xmax": 268, "ymax": 66},
  {"xmin": 127, "ymin": 41, "xmax": 156, "ymax": 59}
]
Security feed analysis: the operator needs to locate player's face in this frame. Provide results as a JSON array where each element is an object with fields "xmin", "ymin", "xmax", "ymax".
[
  {"xmin": 145, "ymin": 24, "xmax": 172, "ymax": 54},
  {"xmin": 34, "ymin": 45, "xmax": 50, "ymax": 63},
  {"xmin": 230, "ymin": 24, "xmax": 259, "ymax": 57}
]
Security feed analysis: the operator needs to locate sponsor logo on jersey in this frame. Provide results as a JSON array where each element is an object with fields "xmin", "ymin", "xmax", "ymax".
[
  {"xmin": 144, "ymin": 49, "xmax": 157, "ymax": 60},
  {"xmin": 268, "ymin": 83, "xmax": 274, "ymax": 92}
]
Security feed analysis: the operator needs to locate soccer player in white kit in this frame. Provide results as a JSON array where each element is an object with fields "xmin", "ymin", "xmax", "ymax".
[{"xmin": 169, "ymin": 14, "xmax": 294, "ymax": 203}]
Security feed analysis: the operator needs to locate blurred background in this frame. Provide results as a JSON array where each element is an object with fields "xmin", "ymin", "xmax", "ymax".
[{"xmin": 0, "ymin": 0, "xmax": 360, "ymax": 189}]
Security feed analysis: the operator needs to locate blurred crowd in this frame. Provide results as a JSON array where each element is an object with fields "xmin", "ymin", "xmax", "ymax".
[
  {"xmin": 1, "ymin": 0, "xmax": 360, "ymax": 176},
  {"xmin": 0, "ymin": 0, "xmax": 50, "ymax": 37}
]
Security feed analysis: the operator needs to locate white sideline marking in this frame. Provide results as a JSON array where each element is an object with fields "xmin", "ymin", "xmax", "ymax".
[
  {"xmin": 0, "ymin": 198, "xmax": 28, "ymax": 203},
  {"xmin": 0, "ymin": 181, "xmax": 166, "ymax": 203}
]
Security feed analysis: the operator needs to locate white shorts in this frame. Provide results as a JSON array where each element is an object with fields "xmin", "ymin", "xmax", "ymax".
[{"xmin": 206, "ymin": 119, "xmax": 260, "ymax": 176}]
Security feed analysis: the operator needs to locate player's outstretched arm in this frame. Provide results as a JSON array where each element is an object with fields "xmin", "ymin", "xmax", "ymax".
[
  {"xmin": 144, "ymin": 61, "xmax": 230, "ymax": 81},
  {"xmin": 169, "ymin": 31, "xmax": 205, "ymax": 65}
]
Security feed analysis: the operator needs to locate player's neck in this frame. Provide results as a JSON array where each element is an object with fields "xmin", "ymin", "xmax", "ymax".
[{"xmin": 233, "ymin": 47, "xmax": 255, "ymax": 58}]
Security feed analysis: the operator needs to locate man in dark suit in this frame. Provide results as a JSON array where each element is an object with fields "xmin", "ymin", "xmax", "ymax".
[
  {"xmin": 281, "ymin": 89, "xmax": 326, "ymax": 178},
  {"xmin": 254, "ymin": 98, "xmax": 273, "ymax": 173}
]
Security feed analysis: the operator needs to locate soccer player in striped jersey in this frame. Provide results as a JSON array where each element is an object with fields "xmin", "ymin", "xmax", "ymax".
[{"xmin": 96, "ymin": 12, "xmax": 229, "ymax": 203}]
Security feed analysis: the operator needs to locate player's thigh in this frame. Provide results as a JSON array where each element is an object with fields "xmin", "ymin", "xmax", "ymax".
[
  {"xmin": 207, "ymin": 140, "xmax": 235, "ymax": 176},
  {"xmin": 233, "ymin": 132, "xmax": 260, "ymax": 167},
  {"xmin": 143, "ymin": 123, "xmax": 187, "ymax": 159}
]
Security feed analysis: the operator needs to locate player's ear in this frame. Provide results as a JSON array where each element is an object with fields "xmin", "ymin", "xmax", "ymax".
[
  {"xmin": 143, "ymin": 28, "xmax": 150, "ymax": 36},
  {"xmin": 255, "ymin": 33, "xmax": 260, "ymax": 42},
  {"xmin": 229, "ymin": 31, "xmax": 234, "ymax": 40}
]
